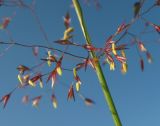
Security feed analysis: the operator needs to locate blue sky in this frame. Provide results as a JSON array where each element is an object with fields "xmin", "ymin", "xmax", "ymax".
[{"xmin": 0, "ymin": 0, "xmax": 160, "ymax": 126}]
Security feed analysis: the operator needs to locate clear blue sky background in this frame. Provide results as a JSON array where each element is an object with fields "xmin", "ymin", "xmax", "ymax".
[{"xmin": 0, "ymin": 0, "xmax": 160, "ymax": 126}]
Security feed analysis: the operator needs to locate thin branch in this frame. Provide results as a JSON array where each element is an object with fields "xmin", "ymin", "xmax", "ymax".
[
  {"xmin": 115, "ymin": 30, "xmax": 128, "ymax": 44},
  {"xmin": 115, "ymin": 2, "xmax": 156, "ymax": 44},
  {"xmin": 0, "ymin": 41, "xmax": 86, "ymax": 59},
  {"xmin": 140, "ymin": 4, "xmax": 156, "ymax": 16}
]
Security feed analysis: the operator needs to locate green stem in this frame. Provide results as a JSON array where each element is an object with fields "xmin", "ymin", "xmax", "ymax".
[{"xmin": 72, "ymin": 1, "xmax": 122, "ymax": 126}]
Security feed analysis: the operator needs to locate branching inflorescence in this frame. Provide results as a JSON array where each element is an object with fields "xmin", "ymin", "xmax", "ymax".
[{"xmin": 0, "ymin": 0, "xmax": 160, "ymax": 126}]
